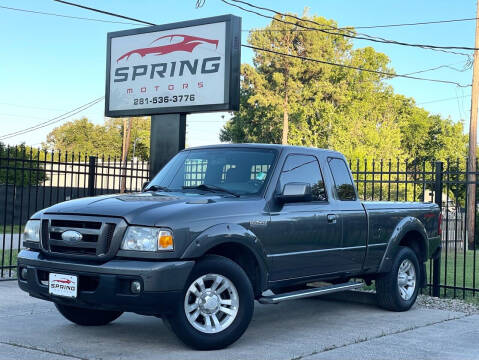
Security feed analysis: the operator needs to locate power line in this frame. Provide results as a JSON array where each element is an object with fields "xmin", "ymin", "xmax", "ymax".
[
  {"xmin": 0, "ymin": 97, "xmax": 104, "ymax": 141},
  {"xmin": 52, "ymin": 1, "xmax": 470, "ymax": 86},
  {"xmin": 0, "ymin": 113, "xmax": 52, "ymax": 120},
  {"xmin": 0, "ymin": 97, "xmax": 104, "ymax": 140},
  {"xmin": 417, "ymin": 94, "xmax": 471, "ymax": 105},
  {"xmin": 5, "ymin": 3, "xmax": 473, "ymax": 31},
  {"xmin": 227, "ymin": 0, "xmax": 476, "ymax": 53},
  {"xmin": 195, "ymin": 0, "xmax": 207, "ymax": 8},
  {"xmin": 350, "ymin": 17, "xmax": 479, "ymax": 30},
  {"xmin": 243, "ymin": 17, "xmax": 479, "ymax": 32},
  {"xmin": 243, "ymin": 44, "xmax": 471, "ymax": 87},
  {"xmin": 53, "ymin": 0, "xmax": 155, "ymax": 25},
  {"xmin": 223, "ymin": 0, "xmax": 476, "ymax": 55},
  {"xmin": 402, "ymin": 62, "xmax": 472, "ymax": 76},
  {"xmin": 455, "ymin": 87, "xmax": 466, "ymax": 120},
  {"xmin": 0, "ymin": 102, "xmax": 68, "ymax": 111},
  {"xmin": 0, "ymin": 5, "xmax": 141, "ymax": 25}
]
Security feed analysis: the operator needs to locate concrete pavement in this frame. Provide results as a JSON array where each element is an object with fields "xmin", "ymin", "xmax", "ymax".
[{"xmin": 0, "ymin": 281, "xmax": 477, "ymax": 360}]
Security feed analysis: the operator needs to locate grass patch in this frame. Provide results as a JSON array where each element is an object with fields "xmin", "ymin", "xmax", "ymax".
[
  {"xmin": 0, "ymin": 249, "xmax": 18, "ymax": 266},
  {"xmin": 361, "ymin": 251, "xmax": 479, "ymax": 302},
  {"xmin": 0, "ymin": 224, "xmax": 24, "ymax": 234},
  {"xmin": 0, "ymin": 249, "xmax": 18, "ymax": 277},
  {"xmin": 426, "ymin": 250, "xmax": 479, "ymax": 300}
]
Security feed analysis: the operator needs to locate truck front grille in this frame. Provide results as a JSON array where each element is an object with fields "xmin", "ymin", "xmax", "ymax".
[{"xmin": 40, "ymin": 216, "xmax": 120, "ymax": 259}]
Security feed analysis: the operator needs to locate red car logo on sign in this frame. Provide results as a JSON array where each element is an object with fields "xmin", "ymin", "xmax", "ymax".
[
  {"xmin": 117, "ymin": 34, "xmax": 219, "ymax": 63},
  {"xmin": 52, "ymin": 279, "xmax": 72, "ymax": 284}
]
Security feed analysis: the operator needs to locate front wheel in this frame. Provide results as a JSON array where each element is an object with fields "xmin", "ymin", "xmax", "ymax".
[
  {"xmin": 54, "ymin": 303, "xmax": 123, "ymax": 326},
  {"xmin": 376, "ymin": 246, "xmax": 420, "ymax": 311},
  {"xmin": 166, "ymin": 255, "xmax": 254, "ymax": 350}
]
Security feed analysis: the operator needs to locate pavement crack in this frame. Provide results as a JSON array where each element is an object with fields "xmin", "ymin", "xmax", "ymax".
[
  {"xmin": 290, "ymin": 313, "xmax": 470, "ymax": 360},
  {"xmin": 0, "ymin": 340, "xmax": 90, "ymax": 360}
]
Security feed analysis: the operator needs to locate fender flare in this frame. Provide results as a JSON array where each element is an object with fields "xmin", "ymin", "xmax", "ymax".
[
  {"xmin": 378, "ymin": 216, "xmax": 428, "ymax": 273},
  {"xmin": 181, "ymin": 223, "xmax": 269, "ymax": 290}
]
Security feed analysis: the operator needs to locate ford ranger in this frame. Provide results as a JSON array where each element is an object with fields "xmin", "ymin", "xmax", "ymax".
[{"xmin": 17, "ymin": 144, "xmax": 441, "ymax": 349}]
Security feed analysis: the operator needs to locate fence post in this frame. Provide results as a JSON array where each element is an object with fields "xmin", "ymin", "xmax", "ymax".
[
  {"xmin": 88, "ymin": 156, "xmax": 96, "ymax": 197},
  {"xmin": 433, "ymin": 161, "xmax": 443, "ymax": 297}
]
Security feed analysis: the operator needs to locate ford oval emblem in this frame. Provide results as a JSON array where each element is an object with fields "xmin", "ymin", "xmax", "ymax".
[{"xmin": 61, "ymin": 230, "xmax": 83, "ymax": 242}]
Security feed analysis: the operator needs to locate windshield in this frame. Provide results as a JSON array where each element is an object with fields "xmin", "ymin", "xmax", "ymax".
[{"xmin": 147, "ymin": 148, "xmax": 277, "ymax": 196}]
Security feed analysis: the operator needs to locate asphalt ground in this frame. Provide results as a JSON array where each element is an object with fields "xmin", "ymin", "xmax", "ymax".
[{"xmin": 0, "ymin": 281, "xmax": 477, "ymax": 360}]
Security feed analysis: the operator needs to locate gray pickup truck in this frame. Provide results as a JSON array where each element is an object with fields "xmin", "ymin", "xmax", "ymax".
[{"xmin": 17, "ymin": 144, "xmax": 441, "ymax": 349}]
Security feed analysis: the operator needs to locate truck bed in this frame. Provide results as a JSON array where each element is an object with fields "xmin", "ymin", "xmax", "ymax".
[{"xmin": 362, "ymin": 200, "xmax": 440, "ymax": 271}]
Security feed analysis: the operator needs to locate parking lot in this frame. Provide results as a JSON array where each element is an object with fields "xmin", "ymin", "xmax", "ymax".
[{"xmin": 0, "ymin": 281, "xmax": 477, "ymax": 360}]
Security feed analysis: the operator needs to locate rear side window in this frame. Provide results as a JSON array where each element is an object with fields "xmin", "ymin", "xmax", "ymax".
[
  {"xmin": 328, "ymin": 158, "xmax": 356, "ymax": 201},
  {"xmin": 279, "ymin": 154, "xmax": 327, "ymax": 201}
]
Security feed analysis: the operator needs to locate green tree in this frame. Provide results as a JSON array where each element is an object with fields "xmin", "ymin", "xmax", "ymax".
[
  {"xmin": 220, "ymin": 13, "xmax": 467, "ymax": 165},
  {"xmin": 45, "ymin": 117, "xmax": 151, "ymax": 160},
  {"xmin": 45, "ymin": 118, "xmax": 120, "ymax": 157},
  {"xmin": 104, "ymin": 118, "xmax": 151, "ymax": 160},
  {"xmin": 0, "ymin": 143, "xmax": 46, "ymax": 185}
]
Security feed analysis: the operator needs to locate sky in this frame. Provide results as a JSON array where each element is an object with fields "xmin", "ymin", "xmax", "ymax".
[{"xmin": 0, "ymin": 0, "xmax": 476, "ymax": 148}]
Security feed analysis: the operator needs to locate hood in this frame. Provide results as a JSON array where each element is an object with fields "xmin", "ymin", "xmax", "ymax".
[{"xmin": 44, "ymin": 191, "xmax": 224, "ymax": 226}]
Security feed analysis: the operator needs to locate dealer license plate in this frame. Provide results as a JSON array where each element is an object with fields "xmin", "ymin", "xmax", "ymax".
[{"xmin": 48, "ymin": 273, "xmax": 78, "ymax": 298}]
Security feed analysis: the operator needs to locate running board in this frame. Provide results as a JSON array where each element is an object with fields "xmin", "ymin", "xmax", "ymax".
[{"xmin": 258, "ymin": 282, "xmax": 363, "ymax": 304}]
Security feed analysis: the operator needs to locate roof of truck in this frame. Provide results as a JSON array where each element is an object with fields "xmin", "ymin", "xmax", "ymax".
[{"xmin": 185, "ymin": 143, "xmax": 344, "ymax": 157}]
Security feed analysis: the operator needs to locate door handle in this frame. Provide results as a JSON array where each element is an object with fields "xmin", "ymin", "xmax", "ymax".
[{"xmin": 327, "ymin": 214, "xmax": 337, "ymax": 224}]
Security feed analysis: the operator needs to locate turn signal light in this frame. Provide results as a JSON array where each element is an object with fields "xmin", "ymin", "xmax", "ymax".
[{"xmin": 158, "ymin": 231, "xmax": 174, "ymax": 250}]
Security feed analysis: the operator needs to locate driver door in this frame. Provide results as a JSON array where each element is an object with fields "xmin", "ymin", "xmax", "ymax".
[{"xmin": 264, "ymin": 154, "xmax": 343, "ymax": 281}]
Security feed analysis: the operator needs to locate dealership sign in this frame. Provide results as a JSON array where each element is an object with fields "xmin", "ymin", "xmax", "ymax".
[{"xmin": 105, "ymin": 15, "xmax": 241, "ymax": 117}]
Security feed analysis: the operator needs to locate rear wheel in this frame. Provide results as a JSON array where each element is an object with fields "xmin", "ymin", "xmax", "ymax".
[
  {"xmin": 54, "ymin": 303, "xmax": 122, "ymax": 326},
  {"xmin": 166, "ymin": 255, "xmax": 254, "ymax": 350},
  {"xmin": 376, "ymin": 246, "xmax": 420, "ymax": 311}
]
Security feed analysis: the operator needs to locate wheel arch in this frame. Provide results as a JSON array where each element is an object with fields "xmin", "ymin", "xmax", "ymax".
[
  {"xmin": 181, "ymin": 223, "xmax": 269, "ymax": 297},
  {"xmin": 378, "ymin": 216, "xmax": 428, "ymax": 273}
]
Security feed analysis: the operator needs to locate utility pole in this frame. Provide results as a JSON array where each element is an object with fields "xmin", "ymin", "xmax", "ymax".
[
  {"xmin": 132, "ymin": 137, "xmax": 139, "ymax": 159},
  {"xmin": 281, "ymin": 30, "xmax": 291, "ymax": 145},
  {"xmin": 467, "ymin": 1, "xmax": 479, "ymax": 250}
]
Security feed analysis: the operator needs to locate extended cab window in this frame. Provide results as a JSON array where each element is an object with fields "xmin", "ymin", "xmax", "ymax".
[
  {"xmin": 328, "ymin": 158, "xmax": 356, "ymax": 201},
  {"xmin": 279, "ymin": 155, "xmax": 327, "ymax": 201}
]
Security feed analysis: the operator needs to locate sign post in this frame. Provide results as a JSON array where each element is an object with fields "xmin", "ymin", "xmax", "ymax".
[
  {"xmin": 105, "ymin": 15, "xmax": 241, "ymax": 178},
  {"xmin": 149, "ymin": 113, "xmax": 186, "ymax": 179}
]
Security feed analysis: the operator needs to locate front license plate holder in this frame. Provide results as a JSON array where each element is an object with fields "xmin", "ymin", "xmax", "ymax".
[{"xmin": 48, "ymin": 273, "xmax": 78, "ymax": 298}]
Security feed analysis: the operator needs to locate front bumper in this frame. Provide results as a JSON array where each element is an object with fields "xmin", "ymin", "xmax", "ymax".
[{"xmin": 17, "ymin": 249, "xmax": 195, "ymax": 315}]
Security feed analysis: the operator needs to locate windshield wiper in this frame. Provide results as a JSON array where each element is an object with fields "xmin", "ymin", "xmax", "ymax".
[
  {"xmin": 144, "ymin": 185, "xmax": 171, "ymax": 192},
  {"xmin": 182, "ymin": 184, "xmax": 240, "ymax": 197}
]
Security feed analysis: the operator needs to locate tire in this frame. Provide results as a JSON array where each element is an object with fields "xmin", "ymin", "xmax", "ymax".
[
  {"xmin": 166, "ymin": 255, "xmax": 254, "ymax": 350},
  {"xmin": 54, "ymin": 303, "xmax": 123, "ymax": 326},
  {"xmin": 376, "ymin": 246, "xmax": 421, "ymax": 311}
]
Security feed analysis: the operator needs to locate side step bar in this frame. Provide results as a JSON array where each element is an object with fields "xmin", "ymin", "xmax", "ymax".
[{"xmin": 258, "ymin": 282, "xmax": 363, "ymax": 304}]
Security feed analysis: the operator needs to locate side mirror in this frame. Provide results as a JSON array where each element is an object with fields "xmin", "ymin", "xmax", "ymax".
[
  {"xmin": 276, "ymin": 182, "xmax": 312, "ymax": 203},
  {"xmin": 141, "ymin": 181, "xmax": 150, "ymax": 191}
]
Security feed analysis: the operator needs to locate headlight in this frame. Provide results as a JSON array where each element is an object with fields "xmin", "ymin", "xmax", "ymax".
[
  {"xmin": 121, "ymin": 227, "xmax": 173, "ymax": 252},
  {"xmin": 24, "ymin": 220, "xmax": 40, "ymax": 243}
]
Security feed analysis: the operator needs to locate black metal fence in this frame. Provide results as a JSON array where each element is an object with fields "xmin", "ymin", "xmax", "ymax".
[
  {"xmin": 349, "ymin": 158, "xmax": 478, "ymax": 300},
  {"xmin": 1, "ymin": 146, "xmax": 478, "ymax": 301},
  {"xmin": 0, "ymin": 146, "xmax": 149, "ymax": 279}
]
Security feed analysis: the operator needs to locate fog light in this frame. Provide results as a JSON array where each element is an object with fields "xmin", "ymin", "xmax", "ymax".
[
  {"xmin": 131, "ymin": 280, "xmax": 142, "ymax": 294},
  {"xmin": 20, "ymin": 267, "xmax": 28, "ymax": 280}
]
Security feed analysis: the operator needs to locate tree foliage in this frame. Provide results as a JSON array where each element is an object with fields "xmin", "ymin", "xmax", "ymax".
[
  {"xmin": 0, "ymin": 143, "xmax": 47, "ymax": 185},
  {"xmin": 45, "ymin": 117, "xmax": 151, "ymax": 160},
  {"xmin": 220, "ymin": 13, "xmax": 468, "ymax": 164}
]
